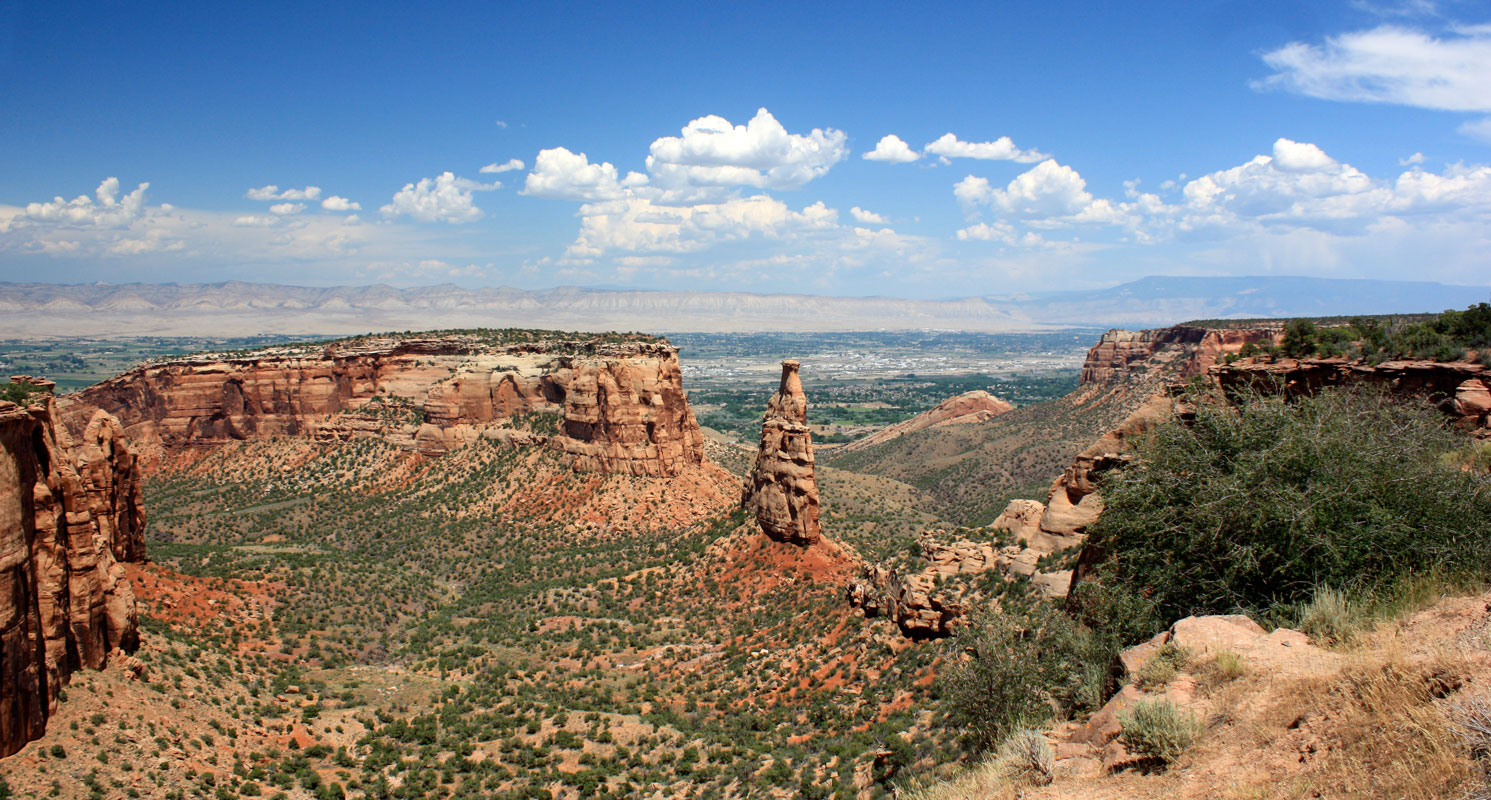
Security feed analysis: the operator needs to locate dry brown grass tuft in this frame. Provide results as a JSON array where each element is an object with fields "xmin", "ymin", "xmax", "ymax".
[{"xmin": 1284, "ymin": 646, "xmax": 1474, "ymax": 799}]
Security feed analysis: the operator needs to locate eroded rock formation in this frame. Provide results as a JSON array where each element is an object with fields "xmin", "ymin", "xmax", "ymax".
[
  {"xmin": 1, "ymin": 379, "xmax": 144, "ymax": 758},
  {"xmin": 746, "ymin": 361, "xmax": 821, "ymax": 546},
  {"xmin": 59, "ymin": 335, "xmax": 707, "ymax": 477},
  {"xmin": 836, "ymin": 389, "xmax": 1014, "ymax": 453},
  {"xmin": 1080, "ymin": 326, "xmax": 1278, "ymax": 385},
  {"xmin": 1212, "ymin": 356, "xmax": 1491, "ymax": 436}
]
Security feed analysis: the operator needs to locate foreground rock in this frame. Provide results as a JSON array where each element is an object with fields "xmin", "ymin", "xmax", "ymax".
[
  {"xmin": 746, "ymin": 361, "xmax": 822, "ymax": 546},
  {"xmin": 0, "ymin": 379, "xmax": 145, "ymax": 758},
  {"xmin": 836, "ymin": 389, "xmax": 1014, "ymax": 453},
  {"xmin": 59, "ymin": 333, "xmax": 707, "ymax": 477}
]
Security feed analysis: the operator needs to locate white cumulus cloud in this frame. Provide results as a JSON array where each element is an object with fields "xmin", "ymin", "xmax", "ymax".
[
  {"xmin": 862, "ymin": 134, "xmax": 920, "ymax": 163},
  {"xmin": 246, "ymin": 185, "xmax": 322, "ymax": 202},
  {"xmin": 480, "ymin": 158, "xmax": 525, "ymax": 174},
  {"xmin": 320, "ymin": 196, "xmax": 361, "ymax": 212},
  {"xmin": 380, "ymin": 172, "xmax": 496, "ymax": 223},
  {"xmin": 850, "ymin": 206, "xmax": 889, "ymax": 225},
  {"xmin": 924, "ymin": 133, "xmax": 1048, "ymax": 163},
  {"xmin": 269, "ymin": 202, "xmax": 305, "ymax": 215},
  {"xmin": 644, "ymin": 108, "xmax": 848, "ymax": 196},
  {"xmin": 522, "ymin": 147, "xmax": 646, "ymax": 202},
  {"xmin": 20, "ymin": 177, "xmax": 150, "ymax": 227}
]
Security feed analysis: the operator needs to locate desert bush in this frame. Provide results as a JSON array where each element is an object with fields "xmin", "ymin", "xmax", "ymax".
[
  {"xmin": 991, "ymin": 728, "xmax": 1053, "ymax": 786},
  {"xmin": 1448, "ymin": 694, "xmax": 1491, "ymax": 799},
  {"xmin": 1195, "ymin": 650, "xmax": 1245, "ymax": 689},
  {"xmin": 939, "ymin": 599, "xmax": 1111, "ymax": 753},
  {"xmin": 1297, "ymin": 585, "xmax": 1361, "ymax": 646},
  {"xmin": 1135, "ymin": 643, "xmax": 1189, "ymax": 691},
  {"xmin": 1081, "ymin": 386, "xmax": 1491, "ymax": 629},
  {"xmin": 1118, "ymin": 699, "xmax": 1201, "ymax": 766}
]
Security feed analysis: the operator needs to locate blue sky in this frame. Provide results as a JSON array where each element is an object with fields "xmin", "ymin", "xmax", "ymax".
[{"xmin": 1, "ymin": 0, "xmax": 1488, "ymax": 298}]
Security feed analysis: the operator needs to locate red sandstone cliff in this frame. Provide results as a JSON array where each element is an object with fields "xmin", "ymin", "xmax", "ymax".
[
  {"xmin": 1080, "ymin": 325, "xmax": 1279, "ymax": 385},
  {"xmin": 59, "ymin": 335, "xmax": 706, "ymax": 478},
  {"xmin": 1, "ymin": 379, "xmax": 144, "ymax": 758}
]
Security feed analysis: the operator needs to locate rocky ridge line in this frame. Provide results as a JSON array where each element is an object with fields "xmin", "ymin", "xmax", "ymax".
[{"xmin": 59, "ymin": 334, "xmax": 707, "ymax": 478}]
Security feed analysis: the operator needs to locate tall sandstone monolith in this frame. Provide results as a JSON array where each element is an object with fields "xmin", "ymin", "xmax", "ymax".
[
  {"xmin": 0, "ymin": 379, "xmax": 144, "ymax": 759},
  {"xmin": 746, "ymin": 361, "xmax": 821, "ymax": 546}
]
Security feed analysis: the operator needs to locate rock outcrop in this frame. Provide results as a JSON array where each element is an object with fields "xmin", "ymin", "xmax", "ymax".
[
  {"xmin": 0, "ymin": 379, "xmax": 144, "ymax": 758},
  {"xmin": 745, "ymin": 361, "xmax": 821, "ymax": 546},
  {"xmin": 836, "ymin": 389, "xmax": 1014, "ymax": 453},
  {"xmin": 59, "ymin": 334, "xmax": 707, "ymax": 478},
  {"xmin": 1080, "ymin": 325, "xmax": 1278, "ymax": 385},
  {"xmin": 1211, "ymin": 356, "xmax": 1491, "ymax": 436}
]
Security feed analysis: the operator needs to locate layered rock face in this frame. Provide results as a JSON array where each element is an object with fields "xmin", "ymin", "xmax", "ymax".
[
  {"xmin": 746, "ymin": 361, "xmax": 821, "ymax": 546},
  {"xmin": 60, "ymin": 336, "xmax": 707, "ymax": 477},
  {"xmin": 1080, "ymin": 326, "xmax": 1278, "ymax": 385},
  {"xmin": 1, "ymin": 380, "xmax": 143, "ymax": 758},
  {"xmin": 1212, "ymin": 357, "xmax": 1491, "ymax": 435},
  {"xmin": 836, "ymin": 389, "xmax": 1014, "ymax": 453}
]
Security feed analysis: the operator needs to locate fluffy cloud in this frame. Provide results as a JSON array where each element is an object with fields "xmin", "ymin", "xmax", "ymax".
[
  {"xmin": 850, "ymin": 206, "xmax": 889, "ymax": 225},
  {"xmin": 862, "ymin": 134, "xmax": 920, "ymax": 163},
  {"xmin": 924, "ymin": 133, "xmax": 1048, "ymax": 163},
  {"xmin": 1257, "ymin": 24, "xmax": 1491, "ymax": 112},
  {"xmin": 644, "ymin": 108, "xmax": 847, "ymax": 196},
  {"xmin": 480, "ymin": 158, "xmax": 526, "ymax": 174},
  {"xmin": 567, "ymin": 195, "xmax": 840, "ymax": 258},
  {"xmin": 380, "ymin": 172, "xmax": 496, "ymax": 223},
  {"xmin": 269, "ymin": 202, "xmax": 305, "ymax": 215},
  {"xmin": 320, "ymin": 196, "xmax": 361, "ymax": 212},
  {"xmin": 246, "ymin": 185, "xmax": 322, "ymax": 202},
  {"xmin": 522, "ymin": 147, "xmax": 645, "ymax": 202},
  {"xmin": 17, "ymin": 177, "xmax": 150, "ymax": 227},
  {"xmin": 957, "ymin": 159, "xmax": 1095, "ymax": 216}
]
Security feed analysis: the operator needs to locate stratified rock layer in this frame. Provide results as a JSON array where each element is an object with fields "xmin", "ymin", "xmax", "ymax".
[
  {"xmin": 59, "ymin": 335, "xmax": 706, "ymax": 477},
  {"xmin": 0, "ymin": 379, "xmax": 143, "ymax": 759},
  {"xmin": 1080, "ymin": 326, "xmax": 1278, "ymax": 385},
  {"xmin": 746, "ymin": 361, "xmax": 821, "ymax": 546}
]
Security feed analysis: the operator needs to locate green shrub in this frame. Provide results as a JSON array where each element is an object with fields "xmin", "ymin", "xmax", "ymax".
[
  {"xmin": 1296, "ymin": 586, "xmax": 1360, "ymax": 645},
  {"xmin": 1135, "ymin": 643, "xmax": 1189, "ymax": 691},
  {"xmin": 1198, "ymin": 650, "xmax": 1245, "ymax": 687},
  {"xmin": 1081, "ymin": 387, "xmax": 1491, "ymax": 628},
  {"xmin": 939, "ymin": 598, "xmax": 1111, "ymax": 753},
  {"xmin": 1118, "ymin": 700, "xmax": 1201, "ymax": 765},
  {"xmin": 991, "ymin": 728, "xmax": 1053, "ymax": 786}
]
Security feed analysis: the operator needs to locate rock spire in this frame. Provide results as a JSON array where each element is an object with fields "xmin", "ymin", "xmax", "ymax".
[{"xmin": 746, "ymin": 361, "xmax": 821, "ymax": 546}]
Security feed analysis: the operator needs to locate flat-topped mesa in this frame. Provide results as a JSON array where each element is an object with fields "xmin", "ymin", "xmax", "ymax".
[
  {"xmin": 58, "ymin": 333, "xmax": 707, "ymax": 477},
  {"xmin": 1, "ymin": 379, "xmax": 143, "ymax": 758},
  {"xmin": 746, "ymin": 360, "xmax": 821, "ymax": 546},
  {"xmin": 1081, "ymin": 325, "xmax": 1279, "ymax": 386}
]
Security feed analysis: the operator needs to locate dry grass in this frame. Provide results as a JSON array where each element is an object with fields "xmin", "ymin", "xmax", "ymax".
[
  {"xmin": 1281, "ymin": 646, "xmax": 1474, "ymax": 799},
  {"xmin": 901, "ymin": 729, "xmax": 1054, "ymax": 800}
]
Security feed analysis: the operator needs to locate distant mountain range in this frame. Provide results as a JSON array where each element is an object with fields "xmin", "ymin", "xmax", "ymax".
[{"xmin": 3, "ymin": 276, "xmax": 1486, "ymax": 338}]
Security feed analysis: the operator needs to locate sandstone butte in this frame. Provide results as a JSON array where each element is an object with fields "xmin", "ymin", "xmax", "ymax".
[
  {"xmin": 746, "ymin": 360, "xmax": 822, "ymax": 546},
  {"xmin": 58, "ymin": 334, "xmax": 708, "ymax": 479},
  {"xmin": 834, "ymin": 389, "xmax": 1014, "ymax": 454},
  {"xmin": 0, "ymin": 378, "xmax": 146, "ymax": 758}
]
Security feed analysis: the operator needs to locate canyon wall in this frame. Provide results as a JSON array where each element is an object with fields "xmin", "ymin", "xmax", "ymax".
[
  {"xmin": 1080, "ymin": 325, "xmax": 1279, "ymax": 385},
  {"xmin": 59, "ymin": 335, "xmax": 707, "ymax": 478},
  {"xmin": 1, "ymin": 379, "xmax": 144, "ymax": 758}
]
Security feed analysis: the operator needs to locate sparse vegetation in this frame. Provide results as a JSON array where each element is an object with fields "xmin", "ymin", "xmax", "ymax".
[{"xmin": 1117, "ymin": 699, "xmax": 1200, "ymax": 767}]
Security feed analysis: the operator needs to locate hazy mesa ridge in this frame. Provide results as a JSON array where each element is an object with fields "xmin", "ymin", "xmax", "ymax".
[
  {"xmin": 0, "ymin": 380, "xmax": 146, "ymax": 758},
  {"xmin": 57, "ymin": 330, "xmax": 708, "ymax": 478},
  {"xmin": 3, "ymin": 275, "xmax": 1488, "ymax": 336}
]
